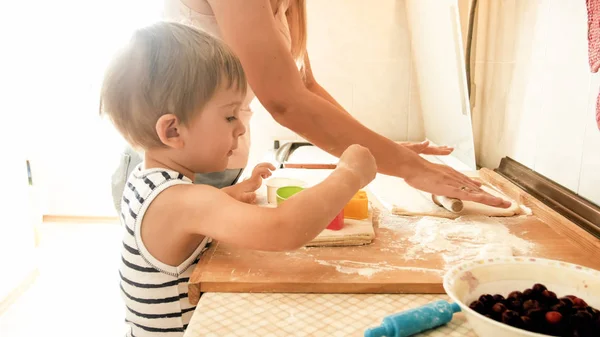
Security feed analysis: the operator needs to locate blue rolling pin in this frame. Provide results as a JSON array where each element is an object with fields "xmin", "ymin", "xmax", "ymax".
[{"xmin": 364, "ymin": 300, "xmax": 461, "ymax": 337}]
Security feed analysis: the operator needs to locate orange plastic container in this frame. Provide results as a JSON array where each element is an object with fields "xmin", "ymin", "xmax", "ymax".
[{"xmin": 343, "ymin": 190, "xmax": 368, "ymax": 220}]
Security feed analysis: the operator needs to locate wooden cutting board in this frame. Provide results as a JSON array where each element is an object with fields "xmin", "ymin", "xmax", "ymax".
[{"xmin": 188, "ymin": 169, "xmax": 600, "ymax": 305}]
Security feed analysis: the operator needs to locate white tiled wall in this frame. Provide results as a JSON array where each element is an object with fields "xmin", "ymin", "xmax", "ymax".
[
  {"xmin": 405, "ymin": 0, "xmax": 476, "ymax": 169},
  {"xmin": 247, "ymin": 0, "xmax": 425, "ymax": 167},
  {"xmin": 473, "ymin": 0, "xmax": 600, "ymax": 205}
]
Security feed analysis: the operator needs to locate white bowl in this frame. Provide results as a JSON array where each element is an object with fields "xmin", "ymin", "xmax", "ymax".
[
  {"xmin": 265, "ymin": 177, "xmax": 307, "ymax": 205},
  {"xmin": 443, "ymin": 257, "xmax": 600, "ymax": 337}
]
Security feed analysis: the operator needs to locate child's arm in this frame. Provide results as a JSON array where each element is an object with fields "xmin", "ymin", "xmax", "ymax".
[{"xmin": 161, "ymin": 145, "xmax": 376, "ymax": 251}]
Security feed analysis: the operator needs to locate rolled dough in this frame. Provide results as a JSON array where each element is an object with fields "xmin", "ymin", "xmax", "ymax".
[{"xmin": 368, "ymin": 173, "xmax": 525, "ymax": 219}]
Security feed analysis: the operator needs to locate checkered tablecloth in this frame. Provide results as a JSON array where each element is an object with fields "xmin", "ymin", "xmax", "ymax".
[{"xmin": 184, "ymin": 293, "xmax": 476, "ymax": 337}]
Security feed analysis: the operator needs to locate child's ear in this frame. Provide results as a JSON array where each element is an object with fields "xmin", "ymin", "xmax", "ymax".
[{"xmin": 156, "ymin": 114, "xmax": 185, "ymax": 149}]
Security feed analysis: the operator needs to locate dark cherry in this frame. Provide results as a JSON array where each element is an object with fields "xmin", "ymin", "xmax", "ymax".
[
  {"xmin": 523, "ymin": 299, "xmax": 540, "ymax": 311},
  {"xmin": 469, "ymin": 300, "xmax": 485, "ymax": 314},
  {"xmin": 508, "ymin": 300, "xmax": 523, "ymax": 312},
  {"xmin": 527, "ymin": 308, "xmax": 547, "ymax": 322},
  {"xmin": 492, "ymin": 303, "xmax": 508, "ymax": 315},
  {"xmin": 575, "ymin": 325, "xmax": 596, "ymax": 337},
  {"xmin": 545, "ymin": 311, "xmax": 563, "ymax": 324},
  {"xmin": 591, "ymin": 319, "xmax": 600, "ymax": 333},
  {"xmin": 572, "ymin": 310, "xmax": 593, "ymax": 325},
  {"xmin": 507, "ymin": 291, "xmax": 523, "ymax": 300},
  {"xmin": 559, "ymin": 297, "xmax": 574, "ymax": 309},
  {"xmin": 542, "ymin": 290, "xmax": 558, "ymax": 303},
  {"xmin": 502, "ymin": 310, "xmax": 521, "ymax": 326},
  {"xmin": 492, "ymin": 294, "xmax": 505, "ymax": 303},
  {"xmin": 479, "ymin": 294, "xmax": 495, "ymax": 308},
  {"xmin": 520, "ymin": 316, "xmax": 534, "ymax": 331},
  {"xmin": 573, "ymin": 298, "xmax": 589, "ymax": 308},
  {"xmin": 585, "ymin": 306, "xmax": 600, "ymax": 319},
  {"xmin": 550, "ymin": 302, "xmax": 568, "ymax": 315},
  {"xmin": 522, "ymin": 288, "xmax": 534, "ymax": 299},
  {"xmin": 532, "ymin": 283, "xmax": 548, "ymax": 293}
]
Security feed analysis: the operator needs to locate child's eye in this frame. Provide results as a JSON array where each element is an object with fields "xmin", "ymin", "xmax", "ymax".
[{"xmin": 226, "ymin": 116, "xmax": 237, "ymax": 122}]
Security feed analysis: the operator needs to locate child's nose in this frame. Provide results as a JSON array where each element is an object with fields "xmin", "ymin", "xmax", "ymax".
[{"xmin": 235, "ymin": 122, "xmax": 246, "ymax": 137}]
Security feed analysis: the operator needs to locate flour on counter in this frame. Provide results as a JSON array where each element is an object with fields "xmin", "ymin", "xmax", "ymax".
[
  {"xmin": 401, "ymin": 216, "xmax": 534, "ymax": 268},
  {"xmin": 378, "ymin": 209, "xmax": 419, "ymax": 230},
  {"xmin": 314, "ymin": 259, "xmax": 444, "ymax": 278}
]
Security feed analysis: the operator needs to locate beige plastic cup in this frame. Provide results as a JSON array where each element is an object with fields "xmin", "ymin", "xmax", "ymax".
[{"xmin": 265, "ymin": 177, "xmax": 307, "ymax": 205}]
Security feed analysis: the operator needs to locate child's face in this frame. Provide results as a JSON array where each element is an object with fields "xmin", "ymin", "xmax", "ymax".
[{"xmin": 182, "ymin": 87, "xmax": 246, "ymax": 173}]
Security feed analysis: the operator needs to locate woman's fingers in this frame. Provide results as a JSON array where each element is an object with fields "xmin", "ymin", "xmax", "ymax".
[
  {"xmin": 441, "ymin": 165, "xmax": 482, "ymax": 190},
  {"xmin": 407, "ymin": 162, "xmax": 509, "ymax": 208},
  {"xmin": 440, "ymin": 185, "xmax": 511, "ymax": 208},
  {"xmin": 397, "ymin": 140, "xmax": 454, "ymax": 156},
  {"xmin": 421, "ymin": 145, "xmax": 454, "ymax": 155}
]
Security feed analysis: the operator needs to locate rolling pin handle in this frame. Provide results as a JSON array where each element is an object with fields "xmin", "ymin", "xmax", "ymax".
[{"xmin": 432, "ymin": 195, "xmax": 464, "ymax": 213}]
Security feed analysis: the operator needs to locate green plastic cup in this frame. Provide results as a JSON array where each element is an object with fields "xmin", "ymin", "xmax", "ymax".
[{"xmin": 276, "ymin": 186, "xmax": 305, "ymax": 205}]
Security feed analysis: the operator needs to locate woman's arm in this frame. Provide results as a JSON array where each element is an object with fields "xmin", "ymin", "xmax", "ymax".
[
  {"xmin": 209, "ymin": 0, "xmax": 414, "ymax": 175},
  {"xmin": 302, "ymin": 52, "xmax": 454, "ymax": 156},
  {"xmin": 207, "ymin": 0, "xmax": 508, "ymax": 208}
]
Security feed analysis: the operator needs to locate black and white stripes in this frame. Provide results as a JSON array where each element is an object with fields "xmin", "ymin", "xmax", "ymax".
[{"xmin": 119, "ymin": 166, "xmax": 208, "ymax": 337}]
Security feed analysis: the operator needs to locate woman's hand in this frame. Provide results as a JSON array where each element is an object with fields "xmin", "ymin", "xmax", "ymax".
[
  {"xmin": 398, "ymin": 140, "xmax": 454, "ymax": 156},
  {"xmin": 405, "ymin": 161, "xmax": 511, "ymax": 208}
]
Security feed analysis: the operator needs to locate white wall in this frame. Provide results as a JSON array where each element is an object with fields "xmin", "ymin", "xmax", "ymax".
[
  {"xmin": 19, "ymin": 0, "xmax": 164, "ymax": 217},
  {"xmin": 0, "ymin": 153, "xmax": 38, "ymax": 302},
  {"xmin": 472, "ymin": 0, "xmax": 600, "ymax": 206},
  {"xmin": 404, "ymin": 0, "xmax": 476, "ymax": 169},
  {"xmin": 0, "ymin": 1, "xmax": 44, "ymax": 300},
  {"xmin": 0, "ymin": 94, "xmax": 38, "ymax": 301}
]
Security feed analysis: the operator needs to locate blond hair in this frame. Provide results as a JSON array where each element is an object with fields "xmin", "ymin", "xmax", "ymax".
[
  {"xmin": 100, "ymin": 21, "xmax": 247, "ymax": 150},
  {"xmin": 283, "ymin": 0, "xmax": 307, "ymax": 63}
]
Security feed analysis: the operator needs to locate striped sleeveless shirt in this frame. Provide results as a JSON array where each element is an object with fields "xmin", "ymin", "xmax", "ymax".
[{"xmin": 119, "ymin": 164, "xmax": 210, "ymax": 337}]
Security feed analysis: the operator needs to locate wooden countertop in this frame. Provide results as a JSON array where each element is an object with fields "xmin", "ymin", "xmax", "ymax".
[{"xmin": 187, "ymin": 168, "xmax": 600, "ymax": 305}]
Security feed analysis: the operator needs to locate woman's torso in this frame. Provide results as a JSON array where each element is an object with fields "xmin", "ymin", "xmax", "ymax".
[{"xmin": 163, "ymin": 0, "xmax": 293, "ymax": 169}]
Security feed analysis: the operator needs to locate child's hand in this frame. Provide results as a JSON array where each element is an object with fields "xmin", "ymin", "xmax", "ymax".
[
  {"xmin": 337, "ymin": 144, "xmax": 377, "ymax": 188},
  {"xmin": 246, "ymin": 163, "xmax": 276, "ymax": 191},
  {"xmin": 223, "ymin": 163, "xmax": 275, "ymax": 204}
]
